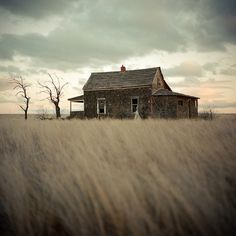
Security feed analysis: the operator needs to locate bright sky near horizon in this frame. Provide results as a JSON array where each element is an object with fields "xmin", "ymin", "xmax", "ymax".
[{"xmin": 0, "ymin": 0, "xmax": 236, "ymax": 114}]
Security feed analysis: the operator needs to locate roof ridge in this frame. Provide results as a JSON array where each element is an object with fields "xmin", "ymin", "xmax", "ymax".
[{"xmin": 91, "ymin": 67, "xmax": 159, "ymax": 74}]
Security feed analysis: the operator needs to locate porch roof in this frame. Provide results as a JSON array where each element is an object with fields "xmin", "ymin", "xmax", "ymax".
[
  {"xmin": 68, "ymin": 95, "xmax": 84, "ymax": 102},
  {"xmin": 152, "ymin": 89, "xmax": 199, "ymax": 99}
]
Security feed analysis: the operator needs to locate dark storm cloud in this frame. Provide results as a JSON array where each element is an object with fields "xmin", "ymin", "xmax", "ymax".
[
  {"xmin": 207, "ymin": 0, "xmax": 236, "ymax": 16},
  {"xmin": 0, "ymin": 12, "xmax": 185, "ymax": 70},
  {"xmin": 0, "ymin": 0, "xmax": 235, "ymax": 70},
  {"xmin": 0, "ymin": 0, "xmax": 78, "ymax": 18},
  {"xmin": 192, "ymin": 0, "xmax": 236, "ymax": 50}
]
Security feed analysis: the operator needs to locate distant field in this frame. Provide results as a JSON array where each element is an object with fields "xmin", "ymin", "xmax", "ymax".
[
  {"xmin": 0, "ymin": 117, "xmax": 236, "ymax": 236},
  {"xmin": 0, "ymin": 113, "xmax": 69, "ymax": 120}
]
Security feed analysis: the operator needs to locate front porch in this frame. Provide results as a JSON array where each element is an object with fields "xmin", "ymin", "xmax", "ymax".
[{"xmin": 68, "ymin": 95, "xmax": 84, "ymax": 119}]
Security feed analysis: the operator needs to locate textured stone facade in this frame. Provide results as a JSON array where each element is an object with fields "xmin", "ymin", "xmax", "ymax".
[
  {"xmin": 151, "ymin": 96, "xmax": 198, "ymax": 118},
  {"xmin": 176, "ymin": 97, "xmax": 198, "ymax": 118},
  {"xmin": 84, "ymin": 87, "xmax": 152, "ymax": 119},
  {"xmin": 82, "ymin": 88, "xmax": 198, "ymax": 119},
  {"xmin": 151, "ymin": 96, "xmax": 177, "ymax": 118}
]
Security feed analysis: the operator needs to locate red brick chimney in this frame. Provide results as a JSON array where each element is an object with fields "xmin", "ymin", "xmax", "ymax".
[{"xmin": 121, "ymin": 65, "xmax": 126, "ymax": 72}]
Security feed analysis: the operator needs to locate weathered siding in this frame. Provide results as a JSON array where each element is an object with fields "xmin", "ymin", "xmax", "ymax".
[
  {"xmin": 151, "ymin": 96, "xmax": 198, "ymax": 118},
  {"xmin": 83, "ymin": 88, "xmax": 198, "ymax": 119},
  {"xmin": 176, "ymin": 97, "xmax": 198, "ymax": 118},
  {"xmin": 84, "ymin": 87, "xmax": 152, "ymax": 119},
  {"xmin": 152, "ymin": 70, "xmax": 171, "ymax": 91},
  {"xmin": 189, "ymin": 99, "xmax": 198, "ymax": 118},
  {"xmin": 176, "ymin": 97, "xmax": 189, "ymax": 118},
  {"xmin": 151, "ymin": 96, "xmax": 177, "ymax": 118}
]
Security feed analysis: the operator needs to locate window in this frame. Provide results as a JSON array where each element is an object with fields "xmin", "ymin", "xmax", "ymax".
[
  {"xmin": 97, "ymin": 98, "xmax": 106, "ymax": 114},
  {"xmin": 178, "ymin": 100, "xmax": 183, "ymax": 106},
  {"xmin": 131, "ymin": 97, "xmax": 139, "ymax": 112}
]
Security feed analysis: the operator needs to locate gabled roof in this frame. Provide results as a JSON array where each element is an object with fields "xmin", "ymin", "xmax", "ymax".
[
  {"xmin": 83, "ymin": 67, "xmax": 160, "ymax": 91},
  {"xmin": 152, "ymin": 89, "xmax": 199, "ymax": 99}
]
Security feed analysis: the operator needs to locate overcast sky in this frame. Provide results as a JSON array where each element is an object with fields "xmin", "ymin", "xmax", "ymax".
[{"xmin": 0, "ymin": 0, "xmax": 236, "ymax": 114}]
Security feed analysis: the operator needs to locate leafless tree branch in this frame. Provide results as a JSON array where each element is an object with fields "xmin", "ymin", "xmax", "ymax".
[
  {"xmin": 38, "ymin": 73, "xmax": 68, "ymax": 118},
  {"xmin": 11, "ymin": 76, "xmax": 31, "ymax": 120}
]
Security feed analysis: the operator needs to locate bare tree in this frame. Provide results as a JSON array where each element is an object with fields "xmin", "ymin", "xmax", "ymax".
[
  {"xmin": 11, "ymin": 76, "xmax": 31, "ymax": 120},
  {"xmin": 38, "ymin": 74, "xmax": 68, "ymax": 119}
]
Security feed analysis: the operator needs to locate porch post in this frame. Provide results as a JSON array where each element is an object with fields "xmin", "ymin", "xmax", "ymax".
[
  {"xmin": 70, "ymin": 101, "xmax": 72, "ymax": 115},
  {"xmin": 196, "ymin": 99, "xmax": 198, "ymax": 117},
  {"xmin": 150, "ymin": 97, "xmax": 153, "ymax": 114}
]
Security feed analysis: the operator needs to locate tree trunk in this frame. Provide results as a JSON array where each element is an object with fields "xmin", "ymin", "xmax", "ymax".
[
  {"xmin": 24, "ymin": 110, "xmax": 28, "ymax": 120},
  {"xmin": 55, "ymin": 105, "xmax": 61, "ymax": 118}
]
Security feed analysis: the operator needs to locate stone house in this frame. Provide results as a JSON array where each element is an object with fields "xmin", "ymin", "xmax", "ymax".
[{"xmin": 68, "ymin": 65, "xmax": 199, "ymax": 119}]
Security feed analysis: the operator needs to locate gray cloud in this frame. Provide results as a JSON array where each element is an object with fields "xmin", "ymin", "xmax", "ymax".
[
  {"xmin": 168, "ymin": 77, "xmax": 200, "ymax": 88},
  {"xmin": 220, "ymin": 68, "xmax": 236, "ymax": 76},
  {"xmin": 0, "ymin": 0, "xmax": 235, "ymax": 70},
  {"xmin": 164, "ymin": 62, "xmax": 203, "ymax": 77},
  {"xmin": 202, "ymin": 62, "xmax": 219, "ymax": 75},
  {"xmin": 207, "ymin": 0, "xmax": 236, "ymax": 16},
  {"xmin": 202, "ymin": 101, "xmax": 236, "ymax": 109},
  {"xmin": 169, "ymin": 77, "xmax": 232, "ymax": 89},
  {"xmin": 0, "ymin": 1, "xmax": 188, "ymax": 69},
  {"xmin": 0, "ymin": 0, "xmax": 78, "ymax": 18},
  {"xmin": 186, "ymin": 0, "xmax": 236, "ymax": 51},
  {"xmin": 0, "ymin": 65, "xmax": 22, "ymax": 74}
]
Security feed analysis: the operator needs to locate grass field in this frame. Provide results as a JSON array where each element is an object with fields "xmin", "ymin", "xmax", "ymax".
[{"xmin": 0, "ymin": 116, "xmax": 236, "ymax": 236}]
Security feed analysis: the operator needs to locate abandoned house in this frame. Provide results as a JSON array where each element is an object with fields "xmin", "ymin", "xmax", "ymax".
[{"xmin": 68, "ymin": 65, "xmax": 199, "ymax": 119}]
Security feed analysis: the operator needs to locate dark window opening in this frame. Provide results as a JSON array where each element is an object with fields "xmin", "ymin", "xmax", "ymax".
[
  {"xmin": 131, "ymin": 98, "xmax": 138, "ymax": 112},
  {"xmin": 178, "ymin": 100, "xmax": 183, "ymax": 106},
  {"xmin": 97, "ymin": 99, "xmax": 106, "ymax": 114}
]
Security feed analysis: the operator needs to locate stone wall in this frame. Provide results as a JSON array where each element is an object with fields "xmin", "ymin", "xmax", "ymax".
[
  {"xmin": 152, "ymin": 96, "xmax": 177, "ymax": 118},
  {"xmin": 83, "ymin": 88, "xmax": 198, "ymax": 119},
  {"xmin": 176, "ymin": 97, "xmax": 198, "ymax": 118},
  {"xmin": 84, "ymin": 87, "xmax": 152, "ymax": 119}
]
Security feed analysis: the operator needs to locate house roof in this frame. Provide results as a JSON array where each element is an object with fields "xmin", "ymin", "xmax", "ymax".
[
  {"xmin": 83, "ymin": 67, "xmax": 160, "ymax": 91},
  {"xmin": 152, "ymin": 89, "xmax": 199, "ymax": 99},
  {"xmin": 68, "ymin": 95, "xmax": 84, "ymax": 102}
]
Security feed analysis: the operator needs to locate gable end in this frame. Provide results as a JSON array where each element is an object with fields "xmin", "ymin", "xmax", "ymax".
[{"xmin": 152, "ymin": 67, "xmax": 172, "ymax": 91}]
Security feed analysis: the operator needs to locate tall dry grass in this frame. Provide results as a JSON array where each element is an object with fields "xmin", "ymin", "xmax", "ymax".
[{"xmin": 0, "ymin": 117, "xmax": 236, "ymax": 236}]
